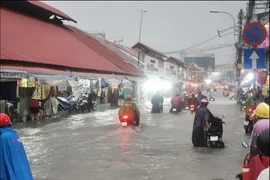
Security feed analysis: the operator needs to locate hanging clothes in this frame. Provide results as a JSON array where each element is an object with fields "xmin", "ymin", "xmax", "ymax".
[{"xmin": 51, "ymin": 97, "xmax": 59, "ymax": 114}]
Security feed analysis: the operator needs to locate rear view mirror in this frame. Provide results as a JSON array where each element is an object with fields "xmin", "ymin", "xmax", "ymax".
[{"xmin": 242, "ymin": 141, "xmax": 249, "ymax": 148}]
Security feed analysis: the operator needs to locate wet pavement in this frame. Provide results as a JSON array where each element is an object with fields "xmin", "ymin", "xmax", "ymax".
[{"xmin": 16, "ymin": 90, "xmax": 250, "ymax": 180}]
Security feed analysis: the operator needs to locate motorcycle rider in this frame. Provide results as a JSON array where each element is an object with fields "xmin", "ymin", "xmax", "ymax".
[
  {"xmin": 245, "ymin": 89, "xmax": 264, "ymax": 111},
  {"xmin": 118, "ymin": 94, "xmax": 140, "ymax": 126},
  {"xmin": 196, "ymin": 89, "xmax": 207, "ymax": 104},
  {"xmin": 151, "ymin": 91, "xmax": 164, "ymax": 113},
  {"xmin": 249, "ymin": 102, "xmax": 269, "ymax": 161},
  {"xmin": 170, "ymin": 93, "xmax": 182, "ymax": 113},
  {"xmin": 192, "ymin": 98, "xmax": 214, "ymax": 147},
  {"xmin": 0, "ymin": 113, "xmax": 33, "ymax": 180},
  {"xmin": 188, "ymin": 92, "xmax": 199, "ymax": 109}
]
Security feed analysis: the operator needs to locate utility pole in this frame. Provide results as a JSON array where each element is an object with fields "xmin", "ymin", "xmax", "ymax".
[
  {"xmin": 236, "ymin": 9, "xmax": 244, "ymax": 86},
  {"xmin": 138, "ymin": 10, "xmax": 147, "ymax": 43},
  {"xmin": 137, "ymin": 10, "xmax": 147, "ymax": 66}
]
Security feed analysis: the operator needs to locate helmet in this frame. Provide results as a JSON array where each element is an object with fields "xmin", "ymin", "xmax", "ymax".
[
  {"xmin": 126, "ymin": 94, "xmax": 133, "ymax": 100},
  {"xmin": 0, "ymin": 113, "xmax": 11, "ymax": 127},
  {"xmin": 253, "ymin": 103, "xmax": 269, "ymax": 119},
  {"xmin": 256, "ymin": 128, "xmax": 270, "ymax": 156}
]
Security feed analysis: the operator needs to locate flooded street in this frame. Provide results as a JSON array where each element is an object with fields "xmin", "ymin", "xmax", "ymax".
[{"xmin": 17, "ymin": 91, "xmax": 250, "ymax": 180}]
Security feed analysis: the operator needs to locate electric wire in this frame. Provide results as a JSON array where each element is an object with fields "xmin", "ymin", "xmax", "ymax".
[{"xmin": 163, "ymin": 26, "xmax": 237, "ymax": 54}]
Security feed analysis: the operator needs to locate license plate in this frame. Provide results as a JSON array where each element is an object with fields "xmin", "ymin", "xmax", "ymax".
[
  {"xmin": 185, "ymin": 107, "xmax": 189, "ymax": 110},
  {"xmin": 121, "ymin": 122, "xmax": 128, "ymax": 126},
  {"xmin": 244, "ymin": 121, "xmax": 249, "ymax": 126},
  {"xmin": 210, "ymin": 136, "xmax": 218, "ymax": 141},
  {"xmin": 173, "ymin": 108, "xmax": 177, "ymax": 112},
  {"xmin": 190, "ymin": 108, "xmax": 194, "ymax": 110}
]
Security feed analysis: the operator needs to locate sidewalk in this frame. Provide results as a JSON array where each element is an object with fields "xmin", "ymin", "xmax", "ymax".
[{"xmin": 12, "ymin": 103, "xmax": 115, "ymax": 129}]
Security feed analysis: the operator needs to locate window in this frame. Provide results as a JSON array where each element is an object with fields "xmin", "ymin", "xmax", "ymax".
[{"xmin": 150, "ymin": 59, "xmax": 156, "ymax": 63}]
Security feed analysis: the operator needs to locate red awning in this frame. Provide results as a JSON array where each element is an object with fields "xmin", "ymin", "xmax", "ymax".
[
  {"xmin": 1, "ymin": 7, "xmax": 124, "ymax": 74},
  {"xmin": 66, "ymin": 26, "xmax": 145, "ymax": 77},
  {"xmin": 27, "ymin": 0, "xmax": 77, "ymax": 23}
]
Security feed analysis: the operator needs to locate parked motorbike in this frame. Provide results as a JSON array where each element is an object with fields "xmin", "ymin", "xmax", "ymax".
[
  {"xmin": 207, "ymin": 114, "xmax": 226, "ymax": 148},
  {"xmin": 240, "ymin": 99, "xmax": 246, "ymax": 111},
  {"xmin": 76, "ymin": 99, "xmax": 88, "ymax": 113},
  {"xmin": 92, "ymin": 100, "xmax": 97, "ymax": 111}
]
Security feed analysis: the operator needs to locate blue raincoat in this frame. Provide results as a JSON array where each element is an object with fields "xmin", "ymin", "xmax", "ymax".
[{"xmin": 0, "ymin": 126, "xmax": 33, "ymax": 180}]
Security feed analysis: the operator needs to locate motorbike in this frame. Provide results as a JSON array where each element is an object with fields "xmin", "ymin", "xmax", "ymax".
[
  {"xmin": 189, "ymin": 104, "xmax": 196, "ymax": 114},
  {"xmin": 244, "ymin": 102, "xmax": 256, "ymax": 134},
  {"xmin": 76, "ymin": 99, "xmax": 88, "ymax": 113},
  {"xmin": 92, "ymin": 100, "xmax": 97, "ymax": 111},
  {"xmin": 240, "ymin": 99, "xmax": 246, "ymax": 111},
  {"xmin": 170, "ymin": 104, "xmax": 179, "ymax": 114},
  {"xmin": 119, "ymin": 114, "xmax": 134, "ymax": 127},
  {"xmin": 207, "ymin": 114, "xmax": 226, "ymax": 148},
  {"xmin": 235, "ymin": 141, "xmax": 250, "ymax": 180}
]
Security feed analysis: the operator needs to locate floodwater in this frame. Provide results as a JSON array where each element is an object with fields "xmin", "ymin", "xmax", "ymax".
[{"xmin": 17, "ymin": 91, "xmax": 249, "ymax": 180}]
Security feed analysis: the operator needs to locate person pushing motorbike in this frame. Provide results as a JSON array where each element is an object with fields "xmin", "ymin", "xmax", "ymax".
[
  {"xmin": 118, "ymin": 94, "xmax": 140, "ymax": 126},
  {"xmin": 192, "ymin": 98, "xmax": 215, "ymax": 147},
  {"xmin": 0, "ymin": 113, "xmax": 33, "ymax": 180}
]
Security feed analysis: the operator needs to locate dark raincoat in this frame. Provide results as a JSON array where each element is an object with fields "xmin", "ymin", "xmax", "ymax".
[
  {"xmin": 151, "ymin": 94, "xmax": 164, "ymax": 113},
  {"xmin": 0, "ymin": 126, "xmax": 33, "ymax": 180},
  {"xmin": 192, "ymin": 106, "xmax": 215, "ymax": 147}
]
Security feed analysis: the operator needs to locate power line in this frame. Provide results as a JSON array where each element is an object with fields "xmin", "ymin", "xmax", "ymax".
[
  {"xmin": 163, "ymin": 26, "xmax": 236, "ymax": 54},
  {"xmin": 164, "ymin": 31, "xmax": 234, "ymax": 54}
]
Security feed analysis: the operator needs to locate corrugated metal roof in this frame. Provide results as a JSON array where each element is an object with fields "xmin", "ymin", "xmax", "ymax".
[
  {"xmin": 168, "ymin": 57, "xmax": 185, "ymax": 67},
  {"xmin": 1, "ymin": 7, "xmax": 124, "ymax": 74},
  {"xmin": 66, "ymin": 26, "xmax": 145, "ymax": 77},
  {"xmin": 132, "ymin": 42, "xmax": 167, "ymax": 59},
  {"xmin": 27, "ymin": 0, "xmax": 77, "ymax": 23},
  {"xmin": 90, "ymin": 35, "xmax": 144, "ymax": 70}
]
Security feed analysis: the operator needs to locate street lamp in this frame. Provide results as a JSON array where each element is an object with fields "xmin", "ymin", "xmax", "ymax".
[
  {"xmin": 138, "ymin": 10, "xmax": 147, "ymax": 42},
  {"xmin": 210, "ymin": 10, "xmax": 236, "ymax": 35}
]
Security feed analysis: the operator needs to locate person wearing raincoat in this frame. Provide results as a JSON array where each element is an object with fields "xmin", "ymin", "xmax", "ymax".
[
  {"xmin": 0, "ymin": 113, "xmax": 33, "ymax": 180},
  {"xmin": 192, "ymin": 99, "xmax": 215, "ymax": 147},
  {"xmin": 151, "ymin": 91, "xmax": 164, "ymax": 113}
]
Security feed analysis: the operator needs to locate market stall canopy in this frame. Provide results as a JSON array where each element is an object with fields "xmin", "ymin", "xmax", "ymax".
[
  {"xmin": 0, "ymin": 68, "xmax": 28, "ymax": 82},
  {"xmin": 0, "ymin": 65, "xmax": 72, "ymax": 80},
  {"xmin": 0, "ymin": 7, "xmax": 125, "ymax": 75}
]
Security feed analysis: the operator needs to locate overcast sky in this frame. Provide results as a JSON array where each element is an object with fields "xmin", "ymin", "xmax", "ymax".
[{"xmin": 44, "ymin": 1, "xmax": 248, "ymax": 65}]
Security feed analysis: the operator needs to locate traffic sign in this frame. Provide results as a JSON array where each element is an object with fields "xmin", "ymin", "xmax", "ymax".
[
  {"xmin": 243, "ymin": 22, "xmax": 267, "ymax": 47},
  {"xmin": 243, "ymin": 48, "xmax": 265, "ymax": 69}
]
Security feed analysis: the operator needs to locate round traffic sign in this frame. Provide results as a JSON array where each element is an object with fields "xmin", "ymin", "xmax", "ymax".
[{"xmin": 243, "ymin": 22, "xmax": 267, "ymax": 47}]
